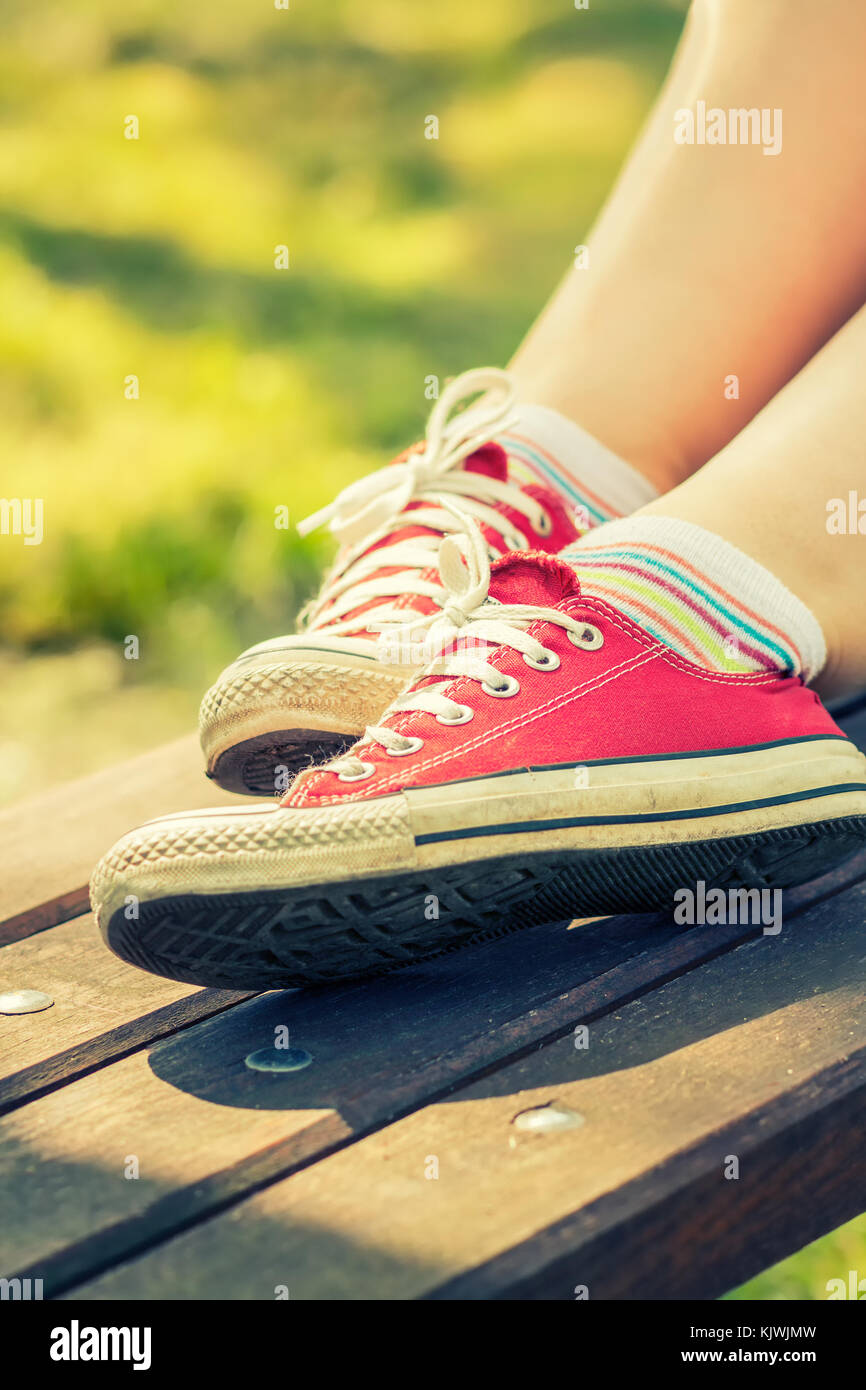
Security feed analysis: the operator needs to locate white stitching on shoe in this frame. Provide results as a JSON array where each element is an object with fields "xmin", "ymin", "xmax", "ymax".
[
  {"xmin": 295, "ymin": 646, "xmax": 658, "ymax": 803},
  {"xmin": 292, "ymin": 514, "xmax": 783, "ymax": 804}
]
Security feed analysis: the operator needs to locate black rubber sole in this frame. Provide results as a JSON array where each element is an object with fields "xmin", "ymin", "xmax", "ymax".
[
  {"xmin": 105, "ymin": 816, "xmax": 866, "ymax": 991},
  {"xmin": 207, "ymin": 730, "xmax": 356, "ymax": 796}
]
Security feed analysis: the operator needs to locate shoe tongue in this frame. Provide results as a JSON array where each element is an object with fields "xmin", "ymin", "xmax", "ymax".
[
  {"xmin": 460, "ymin": 440, "xmax": 508, "ymax": 483},
  {"xmin": 487, "ymin": 551, "xmax": 582, "ymax": 607},
  {"xmin": 361, "ymin": 441, "xmax": 508, "ymax": 557}
]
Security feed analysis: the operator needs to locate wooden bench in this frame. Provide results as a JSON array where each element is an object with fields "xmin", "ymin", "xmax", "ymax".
[{"xmin": 3, "ymin": 705, "xmax": 866, "ymax": 1301}]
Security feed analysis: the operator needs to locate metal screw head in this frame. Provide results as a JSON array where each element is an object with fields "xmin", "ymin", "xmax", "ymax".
[
  {"xmin": 512, "ymin": 1101, "xmax": 584, "ymax": 1134},
  {"xmin": 0, "ymin": 990, "xmax": 54, "ymax": 1015},
  {"xmin": 244, "ymin": 1046, "xmax": 313, "ymax": 1074}
]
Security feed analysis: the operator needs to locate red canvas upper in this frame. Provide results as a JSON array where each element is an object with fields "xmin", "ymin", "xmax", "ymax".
[
  {"xmin": 310, "ymin": 443, "xmax": 580, "ymax": 637},
  {"xmin": 286, "ymin": 551, "xmax": 845, "ymax": 808}
]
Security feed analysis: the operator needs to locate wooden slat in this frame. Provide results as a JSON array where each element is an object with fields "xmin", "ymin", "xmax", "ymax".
[
  {"xmin": 0, "ymin": 915, "xmax": 250, "ymax": 1108},
  {"xmin": 3, "ymin": 839, "xmax": 860, "ymax": 1114},
  {"xmin": 0, "ymin": 735, "xmax": 240, "ymax": 945},
  {"xmin": 1, "ymin": 913, "xmax": 676, "ymax": 1283},
  {"xmin": 430, "ymin": 1056, "xmax": 866, "ymax": 1301},
  {"xmin": 3, "ymin": 859, "xmax": 861, "ymax": 1295},
  {"xmin": 1, "ymin": 692, "xmax": 864, "ymax": 1294},
  {"xmin": 828, "ymin": 689, "xmax": 866, "ymax": 727},
  {"xmin": 60, "ymin": 879, "xmax": 866, "ymax": 1301}
]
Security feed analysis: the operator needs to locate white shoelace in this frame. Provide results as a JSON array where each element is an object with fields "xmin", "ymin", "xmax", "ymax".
[
  {"xmin": 327, "ymin": 511, "xmax": 604, "ymax": 782},
  {"xmin": 296, "ymin": 368, "xmax": 553, "ymax": 641}
]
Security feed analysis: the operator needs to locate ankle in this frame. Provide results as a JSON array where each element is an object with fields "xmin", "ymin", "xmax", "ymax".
[{"xmin": 499, "ymin": 401, "xmax": 659, "ymax": 534}]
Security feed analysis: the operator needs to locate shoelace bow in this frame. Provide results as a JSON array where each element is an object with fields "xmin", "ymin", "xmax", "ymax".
[
  {"xmin": 295, "ymin": 368, "xmax": 552, "ymax": 640},
  {"xmin": 327, "ymin": 509, "xmax": 602, "ymax": 780}
]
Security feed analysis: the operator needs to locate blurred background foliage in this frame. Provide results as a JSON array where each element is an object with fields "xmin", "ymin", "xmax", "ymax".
[
  {"xmin": 0, "ymin": 0, "xmax": 683, "ymax": 793},
  {"xmin": 0, "ymin": 0, "xmax": 862, "ymax": 1298}
]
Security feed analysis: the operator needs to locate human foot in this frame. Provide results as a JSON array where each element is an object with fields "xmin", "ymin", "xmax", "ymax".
[
  {"xmin": 199, "ymin": 369, "xmax": 582, "ymax": 795},
  {"xmin": 94, "ymin": 520, "xmax": 866, "ymax": 989}
]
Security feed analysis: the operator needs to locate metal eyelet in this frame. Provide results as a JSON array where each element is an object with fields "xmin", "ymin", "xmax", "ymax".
[
  {"xmin": 523, "ymin": 649, "xmax": 561, "ymax": 672},
  {"xmin": 337, "ymin": 762, "xmax": 376, "ymax": 783},
  {"xmin": 385, "ymin": 736, "xmax": 425, "ymax": 757},
  {"xmin": 568, "ymin": 624, "xmax": 604, "ymax": 651},
  {"xmin": 481, "ymin": 675, "xmax": 521, "ymax": 698},
  {"xmin": 535, "ymin": 510, "xmax": 553, "ymax": 537},
  {"xmin": 435, "ymin": 705, "xmax": 474, "ymax": 726}
]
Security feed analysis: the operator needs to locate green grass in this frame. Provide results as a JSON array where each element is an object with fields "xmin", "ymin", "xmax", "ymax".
[
  {"xmin": 726, "ymin": 1214, "xmax": 866, "ymax": 1301},
  {"xmin": 0, "ymin": 0, "xmax": 677, "ymax": 661},
  {"xmin": 0, "ymin": 0, "xmax": 862, "ymax": 1298}
]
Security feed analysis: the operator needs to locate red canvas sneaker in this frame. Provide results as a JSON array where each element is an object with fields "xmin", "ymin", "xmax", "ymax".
[
  {"xmin": 92, "ymin": 517, "xmax": 866, "ymax": 991},
  {"xmin": 199, "ymin": 368, "xmax": 580, "ymax": 794}
]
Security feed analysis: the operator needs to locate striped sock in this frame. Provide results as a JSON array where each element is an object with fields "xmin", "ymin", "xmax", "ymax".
[
  {"xmin": 560, "ymin": 515, "xmax": 826, "ymax": 681},
  {"xmin": 499, "ymin": 403, "xmax": 657, "ymax": 535}
]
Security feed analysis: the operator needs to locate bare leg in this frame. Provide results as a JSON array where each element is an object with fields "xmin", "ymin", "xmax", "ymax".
[
  {"xmin": 509, "ymin": 0, "xmax": 866, "ymax": 493},
  {"xmin": 634, "ymin": 301, "xmax": 866, "ymax": 696}
]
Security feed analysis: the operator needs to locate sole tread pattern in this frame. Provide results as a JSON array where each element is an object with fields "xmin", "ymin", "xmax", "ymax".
[
  {"xmin": 106, "ymin": 817, "xmax": 866, "ymax": 990},
  {"xmin": 219, "ymin": 734, "xmax": 354, "ymax": 792}
]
